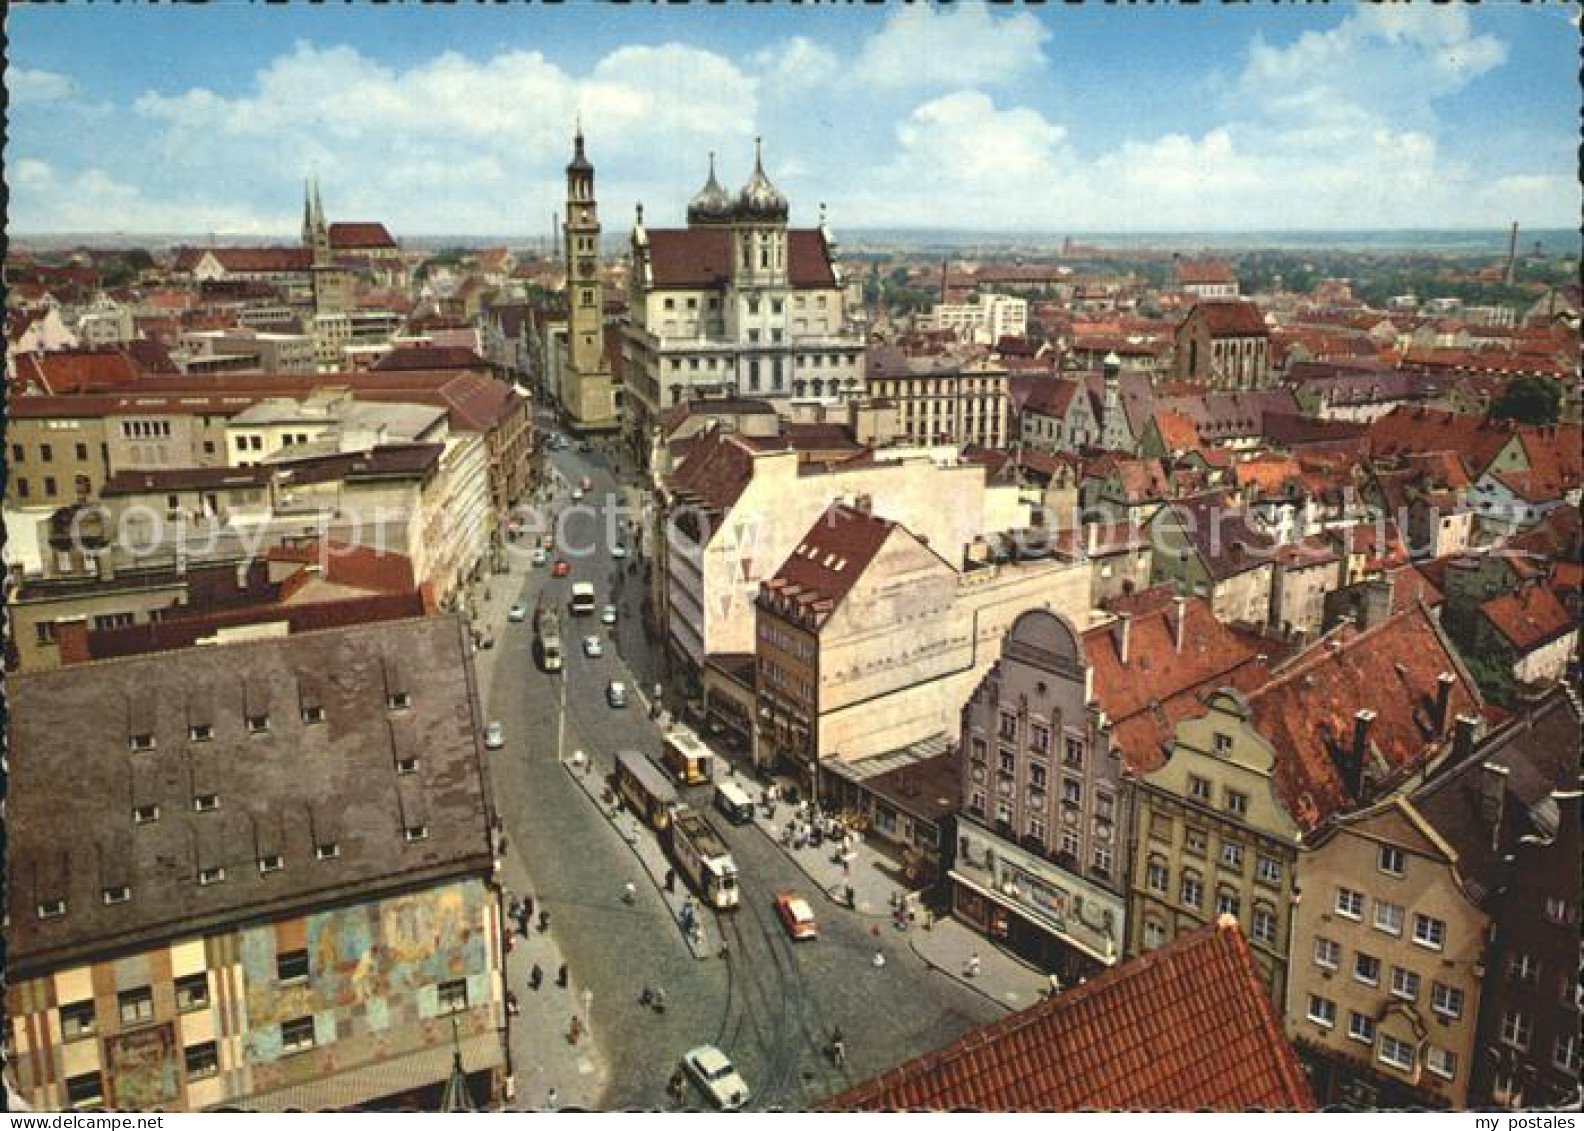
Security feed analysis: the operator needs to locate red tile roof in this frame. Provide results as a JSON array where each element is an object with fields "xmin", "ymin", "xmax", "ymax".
[
  {"xmin": 1248, "ymin": 606, "xmax": 1480, "ymax": 833},
  {"xmin": 666, "ymin": 426, "xmax": 762, "ymax": 515},
  {"xmin": 1188, "ymin": 301, "xmax": 1268, "ymax": 338},
  {"xmin": 172, "ymin": 246, "xmax": 312, "ymax": 274},
  {"xmin": 1085, "ymin": 593, "xmax": 1273, "ymax": 773},
  {"xmin": 1175, "ymin": 260, "xmax": 1237, "ymax": 286},
  {"xmin": 328, "ymin": 221, "xmax": 398, "ymax": 250},
  {"xmin": 372, "ymin": 345, "xmax": 488, "ymax": 372},
  {"xmin": 1151, "ymin": 410, "xmax": 1203, "ymax": 453},
  {"xmin": 1366, "ymin": 405, "xmax": 1525, "ymax": 476},
  {"xmin": 643, "ymin": 228, "xmax": 835, "ymax": 289},
  {"xmin": 1480, "ymin": 586, "xmax": 1576, "ymax": 653},
  {"xmin": 825, "ymin": 918, "xmax": 1314, "ymax": 1112},
  {"xmin": 11, "ymin": 348, "xmax": 145, "ymax": 395},
  {"xmin": 759, "ymin": 504, "xmax": 902, "ymax": 628}
]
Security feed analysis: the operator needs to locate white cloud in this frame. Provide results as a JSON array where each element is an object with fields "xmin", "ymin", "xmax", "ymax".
[
  {"xmin": 752, "ymin": 37, "xmax": 839, "ymax": 94},
  {"xmin": 855, "ymin": 5, "xmax": 1050, "ymax": 90},
  {"xmin": 8, "ymin": 162, "xmax": 288, "ymax": 235},
  {"xmin": 6, "ymin": 67, "xmax": 76, "ymax": 103}
]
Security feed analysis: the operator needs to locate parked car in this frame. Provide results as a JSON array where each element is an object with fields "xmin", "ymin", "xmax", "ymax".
[
  {"xmin": 600, "ymin": 604, "xmax": 618, "ymax": 626},
  {"xmin": 571, "ymin": 487, "xmax": 585, "ymax": 502},
  {"xmin": 552, "ymin": 559, "xmax": 571, "ymax": 578},
  {"xmin": 610, "ymin": 543, "xmax": 628, "ymax": 560},
  {"xmin": 773, "ymin": 892, "xmax": 818, "ymax": 940},
  {"xmin": 484, "ymin": 722, "xmax": 505, "ymax": 750},
  {"xmin": 508, "ymin": 604, "xmax": 528, "ymax": 623},
  {"xmin": 606, "ymin": 681, "xmax": 628, "ymax": 708},
  {"xmin": 583, "ymin": 635, "xmax": 603, "ymax": 658},
  {"xmin": 531, "ymin": 548, "xmax": 548, "ymax": 567},
  {"xmin": 681, "ymin": 1045, "xmax": 749, "ymax": 1111}
]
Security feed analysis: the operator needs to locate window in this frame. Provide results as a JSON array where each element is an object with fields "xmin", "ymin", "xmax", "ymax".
[
  {"xmin": 1306, "ymin": 994, "xmax": 1337, "ymax": 1028},
  {"xmin": 1096, "ymin": 791, "xmax": 1115, "ymax": 822},
  {"xmin": 185, "ymin": 1041, "xmax": 220, "ymax": 1080},
  {"xmin": 1220, "ymin": 841, "xmax": 1244, "ymax": 870},
  {"xmin": 259, "ymin": 854, "xmax": 284, "ymax": 875},
  {"xmin": 1256, "ymin": 855, "xmax": 1282, "ymax": 886},
  {"xmin": 1180, "ymin": 873, "xmax": 1203, "ymax": 910},
  {"xmin": 1501, "ymin": 1010, "xmax": 1532, "ymax": 1051},
  {"xmin": 119, "ymin": 987, "xmax": 154, "ymax": 1027},
  {"xmin": 1061, "ymin": 778, "xmax": 1082, "ymax": 806},
  {"xmin": 396, "ymin": 757, "xmax": 419, "ymax": 775},
  {"xmin": 1147, "ymin": 859, "xmax": 1169, "ymax": 893},
  {"xmin": 1378, "ymin": 1034, "xmax": 1415, "ymax": 1072},
  {"xmin": 102, "ymin": 885, "xmax": 131, "ymax": 905},
  {"xmin": 439, "ymin": 978, "xmax": 469, "ymax": 1014},
  {"xmin": 387, "ymin": 692, "xmax": 411, "ymax": 710},
  {"xmin": 129, "ymin": 732, "xmax": 155, "ymax": 752},
  {"xmin": 1313, "ymin": 937, "xmax": 1340, "ymax": 970},
  {"xmin": 37, "ymin": 899, "xmax": 66, "ymax": 919},
  {"xmin": 9, "ymin": 443, "xmax": 22, "ymax": 462},
  {"xmin": 1336, "ymin": 887, "xmax": 1365, "ymax": 919},
  {"xmin": 1507, "ymin": 953, "xmax": 1539, "ymax": 984},
  {"xmin": 1030, "ymin": 723, "xmax": 1051, "ymax": 754},
  {"xmin": 404, "ymin": 824, "xmax": 430, "ymax": 842},
  {"xmin": 277, "ymin": 949, "xmax": 309, "ymax": 982},
  {"xmin": 1429, "ymin": 981, "xmax": 1463, "ymax": 1019},
  {"xmin": 1060, "ymin": 829, "xmax": 1079, "ymax": 858},
  {"xmin": 1143, "ymin": 920, "xmax": 1167, "ymax": 950},
  {"xmin": 1188, "ymin": 775, "xmax": 1212, "ymax": 801},
  {"xmin": 1063, "ymin": 736, "xmax": 1084, "ymax": 768},
  {"xmin": 1347, "ymin": 1012, "xmax": 1376, "ymax": 1045},
  {"xmin": 176, "ymin": 973, "xmax": 210, "ymax": 1012},
  {"xmin": 66, "ymin": 1072, "xmax": 104, "ymax": 1110},
  {"xmin": 1092, "ymin": 845, "xmax": 1112, "ymax": 879},
  {"xmin": 198, "ymin": 866, "xmax": 225, "ymax": 886},
  {"xmin": 999, "ymin": 749, "xmax": 1016, "ymax": 775},
  {"xmin": 1425, "ymin": 1045, "xmax": 1457, "ymax": 1080},
  {"xmin": 969, "ymin": 737, "xmax": 987, "ymax": 763},
  {"xmin": 1378, "ymin": 844, "xmax": 1406, "ymax": 877},
  {"xmin": 188, "ymin": 723, "xmax": 213, "ymax": 742},
  {"xmin": 1029, "ymin": 762, "xmax": 1047, "ymax": 790},
  {"xmin": 75, "ymin": 442, "xmax": 88, "ymax": 461},
  {"xmin": 1411, "ymin": 913, "xmax": 1446, "ymax": 950},
  {"xmin": 301, "ymin": 705, "xmax": 325, "ymax": 724},
  {"xmin": 1390, "ymin": 965, "xmax": 1420, "ymax": 1002},
  {"xmin": 1213, "ymin": 732, "xmax": 1234, "ymax": 756},
  {"xmin": 246, "ymin": 713, "xmax": 270, "ymax": 734},
  {"xmin": 193, "ymin": 793, "xmax": 219, "ymax": 812},
  {"xmin": 315, "ymin": 841, "xmax": 341, "ymax": 861},
  {"xmin": 1544, "ymin": 896, "xmax": 1572, "ymax": 925},
  {"xmin": 1026, "ymin": 813, "xmax": 1046, "ymax": 844},
  {"xmin": 998, "ymin": 710, "xmax": 1017, "ymax": 740},
  {"xmin": 1374, "ymin": 900, "xmax": 1404, "ymax": 936},
  {"xmin": 281, "ymin": 1016, "xmax": 317, "ymax": 1053},
  {"xmin": 1555, "ymin": 1033, "xmax": 1580, "ymax": 1075},
  {"xmin": 1354, "ymin": 952, "xmax": 1381, "ymax": 986},
  {"xmin": 40, "ymin": 443, "xmax": 54, "ymax": 463},
  {"xmin": 15, "ymin": 477, "xmax": 29, "ymax": 498},
  {"xmin": 1215, "ymin": 890, "xmax": 1241, "ymax": 917},
  {"xmin": 60, "ymin": 1001, "xmax": 97, "ymax": 1040},
  {"xmin": 1225, "ymin": 790, "xmax": 1249, "ymax": 817},
  {"xmin": 1184, "ymin": 829, "xmax": 1207, "ymax": 857},
  {"xmin": 44, "ymin": 476, "xmax": 57, "ymax": 496}
]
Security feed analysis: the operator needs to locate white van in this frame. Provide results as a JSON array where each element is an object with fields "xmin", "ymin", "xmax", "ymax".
[{"xmin": 713, "ymin": 780, "xmax": 755, "ymax": 826}]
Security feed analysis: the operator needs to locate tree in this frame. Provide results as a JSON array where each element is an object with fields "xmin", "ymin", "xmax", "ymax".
[{"xmin": 1490, "ymin": 376, "xmax": 1562, "ymax": 425}]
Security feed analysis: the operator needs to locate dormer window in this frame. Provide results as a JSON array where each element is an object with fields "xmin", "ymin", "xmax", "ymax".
[
  {"xmin": 188, "ymin": 723, "xmax": 213, "ymax": 742},
  {"xmin": 37, "ymin": 899, "xmax": 66, "ymax": 919},
  {"xmin": 404, "ymin": 824, "xmax": 429, "ymax": 843},
  {"xmin": 133, "ymin": 804, "xmax": 160, "ymax": 825},
  {"xmin": 193, "ymin": 794, "xmax": 219, "ymax": 813},
  {"xmin": 396, "ymin": 757, "xmax": 419, "ymax": 775},
  {"xmin": 246, "ymin": 714, "xmax": 270, "ymax": 735},
  {"xmin": 387, "ymin": 692, "xmax": 411, "ymax": 711},
  {"xmin": 301, "ymin": 705, "xmax": 325, "ymax": 724},
  {"xmin": 315, "ymin": 841, "xmax": 340, "ymax": 861},
  {"xmin": 258, "ymin": 855, "xmax": 284, "ymax": 875},
  {"xmin": 129, "ymin": 733, "xmax": 155, "ymax": 752},
  {"xmin": 198, "ymin": 867, "xmax": 226, "ymax": 886},
  {"xmin": 102, "ymin": 886, "xmax": 131, "ymax": 906}
]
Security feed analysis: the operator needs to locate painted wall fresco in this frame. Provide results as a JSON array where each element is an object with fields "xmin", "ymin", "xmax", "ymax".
[{"xmin": 105, "ymin": 1022, "xmax": 179, "ymax": 1110}]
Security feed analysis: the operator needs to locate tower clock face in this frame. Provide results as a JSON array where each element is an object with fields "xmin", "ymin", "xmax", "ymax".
[{"xmin": 579, "ymin": 257, "xmax": 596, "ymax": 275}]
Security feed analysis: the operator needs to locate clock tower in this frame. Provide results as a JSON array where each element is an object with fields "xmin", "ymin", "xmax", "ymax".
[{"xmin": 560, "ymin": 126, "xmax": 618, "ymax": 430}]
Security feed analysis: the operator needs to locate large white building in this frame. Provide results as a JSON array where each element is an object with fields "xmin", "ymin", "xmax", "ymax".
[
  {"xmin": 924, "ymin": 292, "xmax": 1028, "ymax": 345},
  {"xmin": 623, "ymin": 144, "xmax": 866, "ymax": 465}
]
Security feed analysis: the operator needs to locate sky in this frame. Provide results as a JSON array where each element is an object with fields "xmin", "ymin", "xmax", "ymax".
[{"xmin": 6, "ymin": 3, "xmax": 1580, "ymax": 237}]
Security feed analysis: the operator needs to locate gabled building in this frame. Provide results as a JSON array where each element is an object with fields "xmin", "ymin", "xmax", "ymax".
[
  {"xmin": 1173, "ymin": 302, "xmax": 1271, "ymax": 389},
  {"xmin": 1149, "ymin": 492, "xmax": 1278, "ymax": 628}
]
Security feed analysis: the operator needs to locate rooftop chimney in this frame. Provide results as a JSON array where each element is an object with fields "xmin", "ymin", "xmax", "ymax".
[
  {"xmin": 1172, "ymin": 595, "xmax": 1187, "ymax": 653},
  {"xmin": 1452, "ymin": 713, "xmax": 1480, "ymax": 762},
  {"xmin": 1348, "ymin": 709, "xmax": 1376, "ymax": 799},
  {"xmin": 1114, "ymin": 612, "xmax": 1132, "ymax": 665},
  {"xmin": 1477, "ymin": 760, "xmax": 1508, "ymax": 849},
  {"xmin": 1432, "ymin": 672, "xmax": 1457, "ymax": 734}
]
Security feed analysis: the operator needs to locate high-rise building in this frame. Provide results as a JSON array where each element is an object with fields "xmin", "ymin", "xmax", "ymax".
[{"xmin": 557, "ymin": 128, "xmax": 620, "ymax": 432}]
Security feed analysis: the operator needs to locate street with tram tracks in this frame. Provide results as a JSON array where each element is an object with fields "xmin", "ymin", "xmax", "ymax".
[{"xmin": 477, "ymin": 416, "xmax": 1008, "ymax": 1110}]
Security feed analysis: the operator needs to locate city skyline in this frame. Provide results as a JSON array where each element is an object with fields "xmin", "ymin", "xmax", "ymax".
[{"xmin": 6, "ymin": 4, "xmax": 1579, "ymax": 237}]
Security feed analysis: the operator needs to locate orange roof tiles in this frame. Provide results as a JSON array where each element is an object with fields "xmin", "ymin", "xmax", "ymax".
[
  {"xmin": 825, "ymin": 919, "xmax": 1314, "ymax": 1112},
  {"xmin": 759, "ymin": 504, "xmax": 901, "ymax": 628},
  {"xmin": 1188, "ymin": 301, "xmax": 1269, "ymax": 338},
  {"xmin": 643, "ymin": 228, "xmax": 836, "ymax": 289},
  {"xmin": 1151, "ymin": 410, "xmax": 1203, "ymax": 453},
  {"xmin": 1480, "ymin": 586, "xmax": 1576, "ymax": 653}
]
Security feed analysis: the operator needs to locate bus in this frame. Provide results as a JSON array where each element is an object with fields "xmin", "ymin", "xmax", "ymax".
[
  {"xmin": 713, "ymin": 780, "xmax": 755, "ymax": 826},
  {"xmin": 534, "ymin": 609, "xmax": 563, "ymax": 672},
  {"xmin": 615, "ymin": 750, "xmax": 679, "ymax": 833},
  {"xmin": 669, "ymin": 808, "xmax": 739, "ymax": 910},
  {"xmin": 661, "ymin": 726, "xmax": 715, "ymax": 786},
  {"xmin": 569, "ymin": 582, "xmax": 597, "ymax": 616}
]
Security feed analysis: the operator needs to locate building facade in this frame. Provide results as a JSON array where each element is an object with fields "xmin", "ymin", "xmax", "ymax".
[{"xmin": 865, "ymin": 347, "xmax": 1009, "ymax": 448}]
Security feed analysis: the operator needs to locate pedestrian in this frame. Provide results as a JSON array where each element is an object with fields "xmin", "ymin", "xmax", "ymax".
[
  {"xmin": 622, "ymin": 881, "xmax": 637, "ymax": 905},
  {"xmin": 830, "ymin": 1027, "xmax": 846, "ymax": 1067},
  {"xmin": 568, "ymin": 1015, "xmax": 582, "ymax": 1045},
  {"xmin": 966, "ymin": 952, "xmax": 982, "ymax": 979},
  {"xmin": 664, "ymin": 868, "xmax": 676, "ymax": 893},
  {"xmin": 524, "ymin": 895, "xmax": 535, "ymax": 922},
  {"xmin": 557, "ymin": 963, "xmax": 569, "ymax": 989},
  {"xmin": 872, "ymin": 950, "xmax": 886, "ymax": 968},
  {"xmin": 546, "ymin": 1088, "xmax": 559, "ymax": 1112},
  {"xmin": 529, "ymin": 964, "xmax": 543, "ymax": 991}
]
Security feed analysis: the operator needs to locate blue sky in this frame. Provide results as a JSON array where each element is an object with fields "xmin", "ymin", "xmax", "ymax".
[{"xmin": 6, "ymin": 3, "xmax": 1578, "ymax": 236}]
